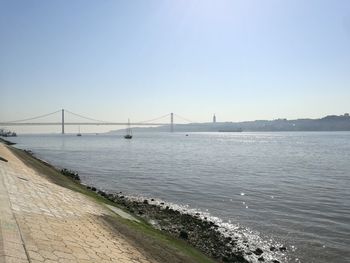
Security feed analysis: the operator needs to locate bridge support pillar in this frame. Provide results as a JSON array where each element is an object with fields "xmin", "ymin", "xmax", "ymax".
[
  {"xmin": 61, "ymin": 109, "xmax": 65, "ymax": 134},
  {"xmin": 170, "ymin": 113, "xmax": 174, "ymax": 132}
]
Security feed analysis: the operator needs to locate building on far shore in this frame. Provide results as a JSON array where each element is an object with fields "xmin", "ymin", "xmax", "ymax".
[{"xmin": 213, "ymin": 114, "xmax": 216, "ymax": 123}]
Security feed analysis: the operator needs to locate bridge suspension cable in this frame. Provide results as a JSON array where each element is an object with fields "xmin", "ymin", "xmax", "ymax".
[
  {"xmin": 64, "ymin": 110, "xmax": 113, "ymax": 123},
  {"xmin": 3, "ymin": 110, "xmax": 62, "ymax": 123},
  {"xmin": 137, "ymin": 113, "xmax": 170, "ymax": 124},
  {"xmin": 65, "ymin": 110, "xmax": 171, "ymax": 124},
  {"xmin": 173, "ymin": 113, "xmax": 197, "ymax": 124}
]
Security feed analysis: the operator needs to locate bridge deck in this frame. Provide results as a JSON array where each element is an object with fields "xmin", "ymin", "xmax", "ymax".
[{"xmin": 0, "ymin": 122, "xmax": 168, "ymax": 126}]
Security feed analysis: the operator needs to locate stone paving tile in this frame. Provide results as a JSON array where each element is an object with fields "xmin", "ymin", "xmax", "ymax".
[{"xmin": 0, "ymin": 144, "xmax": 158, "ymax": 263}]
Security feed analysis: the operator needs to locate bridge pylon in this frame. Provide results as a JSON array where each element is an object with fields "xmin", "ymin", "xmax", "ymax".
[
  {"xmin": 170, "ymin": 113, "xmax": 174, "ymax": 132},
  {"xmin": 62, "ymin": 109, "xmax": 65, "ymax": 134}
]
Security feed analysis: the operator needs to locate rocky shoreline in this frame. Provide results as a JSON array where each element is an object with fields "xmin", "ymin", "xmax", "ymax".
[{"xmin": 85, "ymin": 187, "xmax": 286, "ymax": 263}]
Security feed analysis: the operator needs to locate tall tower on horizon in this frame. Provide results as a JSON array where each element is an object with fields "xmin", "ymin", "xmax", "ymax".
[{"xmin": 213, "ymin": 114, "xmax": 216, "ymax": 123}]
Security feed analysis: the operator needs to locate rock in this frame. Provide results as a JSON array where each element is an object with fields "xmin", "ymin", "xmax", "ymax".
[
  {"xmin": 272, "ymin": 260, "xmax": 280, "ymax": 263},
  {"xmin": 106, "ymin": 194, "xmax": 114, "ymax": 201},
  {"xmin": 230, "ymin": 240, "xmax": 237, "ymax": 246},
  {"xmin": 270, "ymin": 246, "xmax": 276, "ymax": 251},
  {"xmin": 253, "ymin": 248, "xmax": 264, "ymax": 256},
  {"xmin": 258, "ymin": 256, "xmax": 265, "ymax": 261},
  {"xmin": 60, "ymin": 168, "xmax": 80, "ymax": 181},
  {"xmin": 98, "ymin": 191, "xmax": 106, "ymax": 197},
  {"xmin": 179, "ymin": 230, "xmax": 189, "ymax": 239},
  {"xmin": 143, "ymin": 199, "xmax": 149, "ymax": 204},
  {"xmin": 279, "ymin": 246, "xmax": 287, "ymax": 252}
]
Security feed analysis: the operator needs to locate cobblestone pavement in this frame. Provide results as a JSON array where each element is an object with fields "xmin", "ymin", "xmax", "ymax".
[{"xmin": 0, "ymin": 144, "xmax": 157, "ymax": 263}]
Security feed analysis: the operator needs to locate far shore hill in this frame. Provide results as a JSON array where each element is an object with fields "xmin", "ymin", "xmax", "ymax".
[{"xmin": 110, "ymin": 113, "xmax": 350, "ymax": 133}]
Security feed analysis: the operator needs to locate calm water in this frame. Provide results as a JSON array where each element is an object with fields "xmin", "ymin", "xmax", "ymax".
[{"xmin": 9, "ymin": 132, "xmax": 350, "ymax": 263}]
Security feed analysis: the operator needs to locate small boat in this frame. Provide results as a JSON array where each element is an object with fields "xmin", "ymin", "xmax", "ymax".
[
  {"xmin": 77, "ymin": 126, "xmax": 82, "ymax": 136},
  {"xmin": 124, "ymin": 119, "xmax": 132, "ymax": 139}
]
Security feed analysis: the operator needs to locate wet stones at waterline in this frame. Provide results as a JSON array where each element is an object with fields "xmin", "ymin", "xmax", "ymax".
[{"xmin": 60, "ymin": 168, "xmax": 80, "ymax": 181}]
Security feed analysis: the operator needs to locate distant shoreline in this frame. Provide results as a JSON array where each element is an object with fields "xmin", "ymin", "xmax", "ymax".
[{"xmin": 108, "ymin": 114, "xmax": 350, "ymax": 133}]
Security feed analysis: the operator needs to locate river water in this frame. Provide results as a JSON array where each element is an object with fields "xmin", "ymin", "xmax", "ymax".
[{"xmin": 8, "ymin": 132, "xmax": 350, "ymax": 263}]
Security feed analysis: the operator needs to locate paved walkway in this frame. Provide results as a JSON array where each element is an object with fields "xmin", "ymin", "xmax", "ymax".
[{"xmin": 0, "ymin": 143, "xmax": 157, "ymax": 263}]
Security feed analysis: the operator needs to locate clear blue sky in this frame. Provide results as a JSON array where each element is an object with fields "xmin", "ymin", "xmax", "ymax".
[{"xmin": 1, "ymin": 0, "xmax": 350, "ymax": 132}]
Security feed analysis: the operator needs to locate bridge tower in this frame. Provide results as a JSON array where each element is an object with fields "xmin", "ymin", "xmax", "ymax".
[
  {"xmin": 170, "ymin": 113, "xmax": 174, "ymax": 132},
  {"xmin": 61, "ymin": 109, "xmax": 65, "ymax": 134}
]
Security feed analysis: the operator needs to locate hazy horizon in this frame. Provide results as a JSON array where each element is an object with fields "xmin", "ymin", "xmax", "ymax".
[{"xmin": 1, "ymin": 0, "xmax": 350, "ymax": 133}]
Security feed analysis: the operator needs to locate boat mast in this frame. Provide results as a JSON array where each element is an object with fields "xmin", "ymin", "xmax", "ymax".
[{"xmin": 128, "ymin": 119, "xmax": 132, "ymax": 135}]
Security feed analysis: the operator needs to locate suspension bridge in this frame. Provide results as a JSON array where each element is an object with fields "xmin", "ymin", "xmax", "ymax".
[{"xmin": 0, "ymin": 109, "xmax": 196, "ymax": 133}]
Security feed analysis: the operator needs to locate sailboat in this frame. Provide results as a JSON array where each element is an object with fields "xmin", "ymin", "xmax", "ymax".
[
  {"xmin": 77, "ymin": 126, "xmax": 82, "ymax": 136},
  {"xmin": 124, "ymin": 119, "xmax": 132, "ymax": 139}
]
